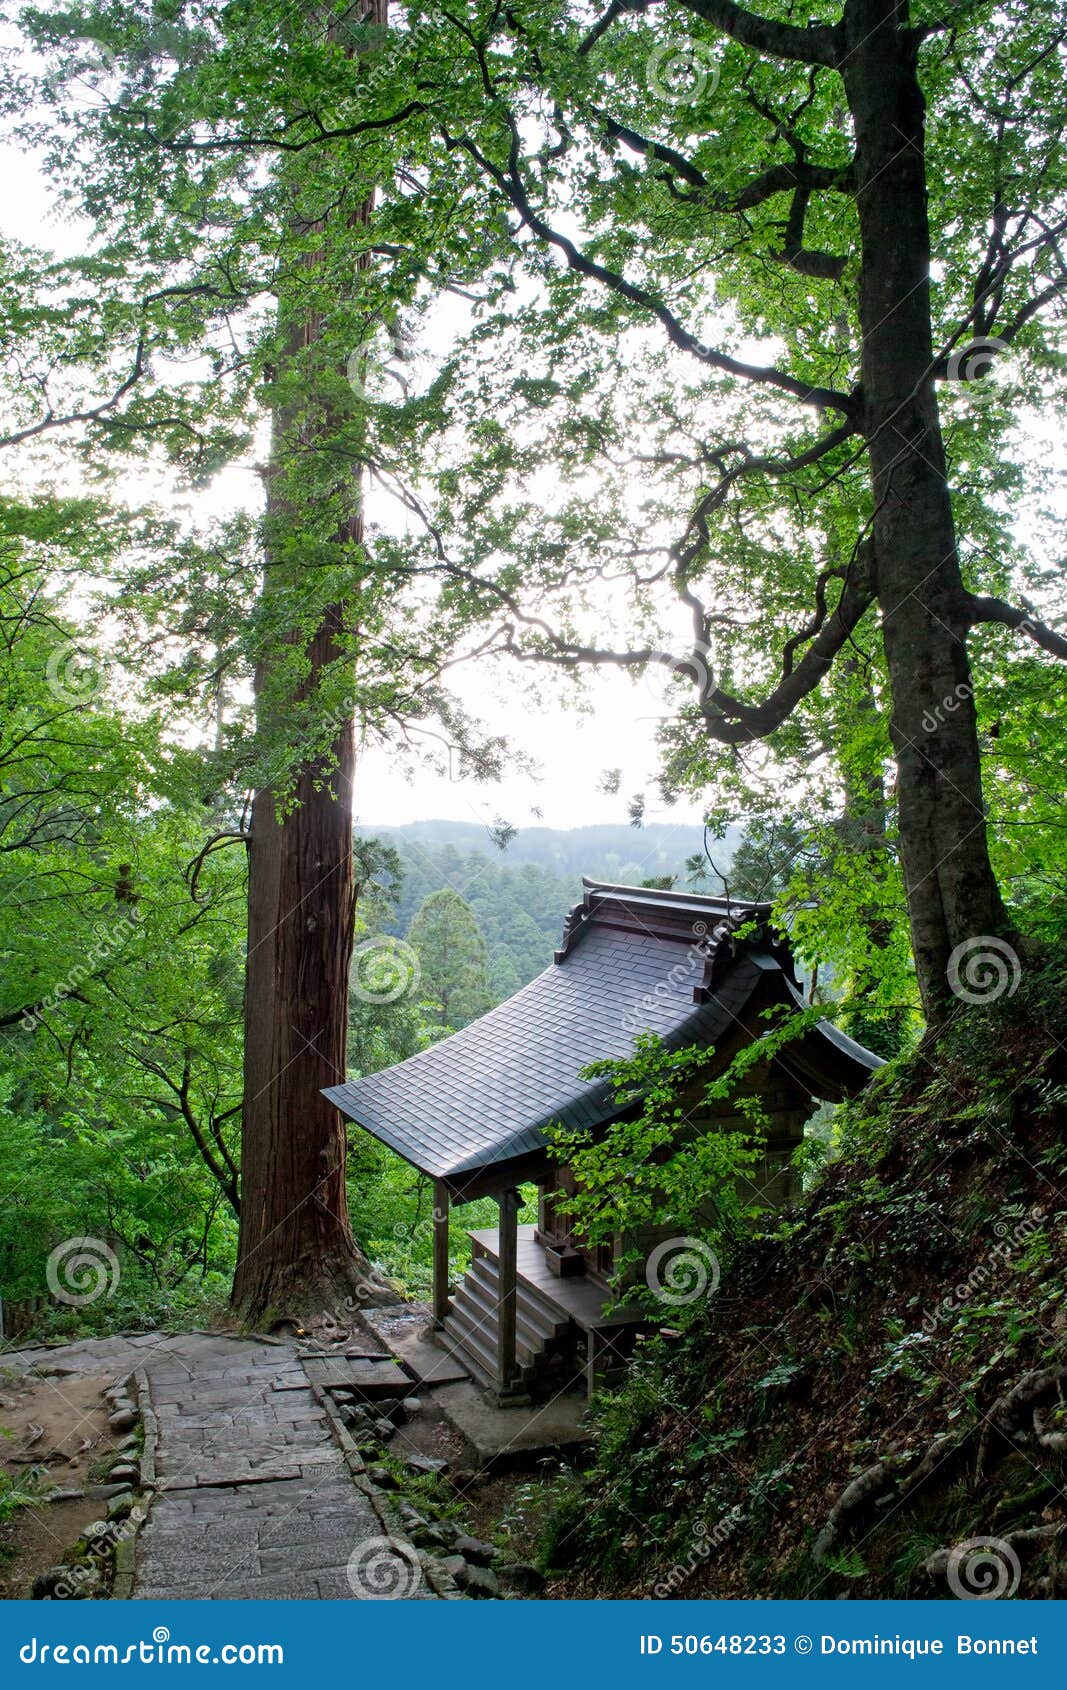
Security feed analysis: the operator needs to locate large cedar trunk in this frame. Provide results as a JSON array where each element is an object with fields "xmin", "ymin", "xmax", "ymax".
[
  {"xmin": 232, "ymin": 1, "xmax": 389, "ymax": 1320},
  {"xmin": 843, "ymin": 0, "xmax": 1012, "ymax": 1020},
  {"xmin": 232, "ymin": 614, "xmax": 372, "ymax": 1319}
]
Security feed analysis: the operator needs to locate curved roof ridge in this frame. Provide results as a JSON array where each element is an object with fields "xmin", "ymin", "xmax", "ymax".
[{"xmin": 580, "ymin": 876, "xmax": 772, "ymax": 916}]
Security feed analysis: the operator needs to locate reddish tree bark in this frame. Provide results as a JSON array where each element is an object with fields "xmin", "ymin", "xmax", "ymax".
[{"xmin": 232, "ymin": 1, "xmax": 390, "ymax": 1319}]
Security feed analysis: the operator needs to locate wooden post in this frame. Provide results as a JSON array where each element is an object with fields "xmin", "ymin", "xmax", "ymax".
[
  {"xmin": 432, "ymin": 1179, "xmax": 450, "ymax": 1328},
  {"xmin": 496, "ymin": 1186, "xmax": 522, "ymax": 1400}
]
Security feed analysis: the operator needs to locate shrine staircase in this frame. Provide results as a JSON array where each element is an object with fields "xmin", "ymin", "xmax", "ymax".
[{"xmin": 440, "ymin": 1250, "xmax": 574, "ymax": 1393}]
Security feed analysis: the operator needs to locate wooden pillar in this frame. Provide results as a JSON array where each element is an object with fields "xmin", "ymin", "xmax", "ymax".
[
  {"xmin": 432, "ymin": 1179, "xmax": 451, "ymax": 1328},
  {"xmin": 496, "ymin": 1186, "xmax": 522, "ymax": 1401}
]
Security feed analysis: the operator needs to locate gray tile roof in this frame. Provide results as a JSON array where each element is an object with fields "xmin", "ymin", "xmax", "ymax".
[{"xmin": 324, "ymin": 881, "xmax": 881, "ymax": 1194}]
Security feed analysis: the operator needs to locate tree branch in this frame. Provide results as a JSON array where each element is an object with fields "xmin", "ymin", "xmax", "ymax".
[
  {"xmin": 697, "ymin": 539, "xmax": 876, "ymax": 743},
  {"xmin": 445, "ymin": 123, "xmax": 857, "ymax": 415},
  {"xmin": 967, "ymin": 595, "xmax": 1067, "ymax": 661},
  {"xmin": 678, "ymin": 0, "xmax": 842, "ymax": 67}
]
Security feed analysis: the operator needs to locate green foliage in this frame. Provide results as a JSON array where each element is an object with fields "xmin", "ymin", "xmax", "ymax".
[
  {"xmin": 549, "ymin": 1032, "xmax": 767, "ymax": 1294},
  {"xmin": 406, "ymin": 888, "xmax": 492, "ymax": 1033}
]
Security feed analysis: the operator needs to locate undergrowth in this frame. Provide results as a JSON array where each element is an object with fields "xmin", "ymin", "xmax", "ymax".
[{"xmin": 541, "ymin": 959, "xmax": 1067, "ymax": 1599}]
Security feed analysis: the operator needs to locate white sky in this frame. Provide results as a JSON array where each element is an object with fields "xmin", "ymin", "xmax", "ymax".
[{"xmin": 0, "ymin": 123, "xmax": 707, "ymax": 833}]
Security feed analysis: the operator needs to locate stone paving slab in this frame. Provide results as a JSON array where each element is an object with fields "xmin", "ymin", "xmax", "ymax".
[
  {"xmin": 3, "ymin": 1329, "xmax": 437, "ymax": 1601},
  {"xmin": 129, "ymin": 1335, "xmax": 398, "ymax": 1599}
]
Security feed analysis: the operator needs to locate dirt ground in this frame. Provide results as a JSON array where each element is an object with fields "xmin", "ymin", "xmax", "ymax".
[{"xmin": 0, "ymin": 1370, "xmax": 119, "ymax": 1598}]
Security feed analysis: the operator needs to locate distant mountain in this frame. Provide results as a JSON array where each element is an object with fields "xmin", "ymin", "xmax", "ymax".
[
  {"xmin": 370, "ymin": 818, "xmax": 739, "ymax": 881},
  {"xmin": 362, "ymin": 819, "xmax": 741, "ymax": 1001}
]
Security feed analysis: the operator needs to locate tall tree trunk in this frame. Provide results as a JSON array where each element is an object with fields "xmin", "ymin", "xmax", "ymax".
[
  {"xmin": 842, "ymin": 0, "xmax": 1012, "ymax": 1021},
  {"xmin": 232, "ymin": 1, "xmax": 389, "ymax": 1320}
]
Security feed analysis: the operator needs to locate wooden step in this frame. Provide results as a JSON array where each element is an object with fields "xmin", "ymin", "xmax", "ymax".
[
  {"xmin": 469, "ymin": 1255, "xmax": 573, "ymax": 1340},
  {"xmin": 440, "ymin": 1310, "xmax": 535, "ymax": 1390},
  {"xmin": 445, "ymin": 1298, "xmax": 543, "ymax": 1371},
  {"xmin": 459, "ymin": 1264, "xmax": 567, "ymax": 1351}
]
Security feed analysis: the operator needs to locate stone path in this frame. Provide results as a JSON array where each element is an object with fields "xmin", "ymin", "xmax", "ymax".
[{"xmin": 2, "ymin": 1332, "xmax": 435, "ymax": 1600}]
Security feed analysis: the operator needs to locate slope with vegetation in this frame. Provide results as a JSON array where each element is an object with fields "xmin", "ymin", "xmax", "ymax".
[{"xmin": 544, "ymin": 970, "xmax": 1067, "ymax": 1599}]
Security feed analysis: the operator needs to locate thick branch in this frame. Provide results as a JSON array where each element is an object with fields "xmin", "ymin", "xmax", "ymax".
[
  {"xmin": 967, "ymin": 595, "xmax": 1067, "ymax": 661},
  {"xmin": 700, "ymin": 539, "xmax": 876, "ymax": 743},
  {"xmin": 578, "ymin": 0, "xmax": 653, "ymax": 54},
  {"xmin": 447, "ymin": 126, "xmax": 856, "ymax": 415},
  {"xmin": 776, "ymin": 185, "xmax": 849, "ymax": 280},
  {"xmin": 679, "ymin": 0, "xmax": 841, "ymax": 66}
]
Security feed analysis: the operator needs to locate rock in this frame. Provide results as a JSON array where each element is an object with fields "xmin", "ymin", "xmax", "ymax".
[
  {"xmin": 452, "ymin": 1532, "xmax": 497, "ymax": 1566},
  {"xmin": 405, "ymin": 1396, "xmax": 423, "ymax": 1414},
  {"xmin": 497, "ymin": 1561, "xmax": 546, "ymax": 1595},
  {"xmin": 373, "ymin": 1417, "xmax": 396, "ymax": 1441},
  {"xmin": 108, "ymin": 1463, "xmax": 140, "ymax": 1485},
  {"xmin": 107, "ymin": 1492, "xmax": 137, "ymax": 1520},
  {"xmin": 88, "ymin": 1482, "xmax": 133, "ymax": 1501},
  {"xmin": 402, "ymin": 1452, "xmax": 448, "ymax": 1477},
  {"xmin": 412, "ymin": 1523, "xmax": 453, "ymax": 1551},
  {"xmin": 31, "ymin": 1565, "xmax": 74, "ymax": 1599},
  {"xmin": 399, "ymin": 1503, "xmax": 428, "ymax": 1528},
  {"xmin": 44, "ymin": 1487, "xmax": 86, "ymax": 1503},
  {"xmin": 116, "ymin": 1433, "xmax": 140, "ymax": 1452},
  {"xmin": 451, "ymin": 1559, "xmax": 500, "ymax": 1599},
  {"xmin": 374, "ymin": 1396, "xmax": 407, "ymax": 1426},
  {"xmin": 367, "ymin": 1466, "xmax": 398, "ymax": 1490},
  {"xmin": 107, "ymin": 1408, "xmax": 138, "ymax": 1432}
]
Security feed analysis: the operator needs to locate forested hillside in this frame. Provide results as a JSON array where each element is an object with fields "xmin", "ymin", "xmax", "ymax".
[
  {"xmin": 377, "ymin": 820, "xmax": 728, "ymax": 996},
  {"xmin": 0, "ymin": 0, "xmax": 1065, "ymax": 1614}
]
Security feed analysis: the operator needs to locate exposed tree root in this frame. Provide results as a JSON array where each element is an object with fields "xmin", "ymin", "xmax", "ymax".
[
  {"xmin": 978, "ymin": 1359, "xmax": 1067, "ymax": 1474},
  {"xmin": 813, "ymin": 1459, "xmax": 895, "ymax": 1566}
]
